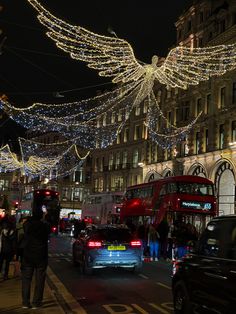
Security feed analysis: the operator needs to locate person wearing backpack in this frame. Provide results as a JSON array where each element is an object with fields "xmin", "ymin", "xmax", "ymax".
[{"xmin": 0, "ymin": 221, "xmax": 17, "ymax": 280}]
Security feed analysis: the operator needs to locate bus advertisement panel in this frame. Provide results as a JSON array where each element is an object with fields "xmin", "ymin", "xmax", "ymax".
[{"xmin": 121, "ymin": 175, "xmax": 217, "ymax": 234}]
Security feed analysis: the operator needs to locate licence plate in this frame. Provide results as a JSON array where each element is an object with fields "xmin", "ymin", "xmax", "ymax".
[{"xmin": 108, "ymin": 245, "xmax": 126, "ymax": 251}]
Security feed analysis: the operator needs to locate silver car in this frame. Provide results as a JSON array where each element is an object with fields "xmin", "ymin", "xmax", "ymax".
[{"xmin": 72, "ymin": 225, "xmax": 143, "ymax": 274}]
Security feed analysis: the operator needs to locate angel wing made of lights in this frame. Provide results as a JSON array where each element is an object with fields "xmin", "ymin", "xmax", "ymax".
[{"xmin": 28, "ymin": 0, "xmax": 236, "ymax": 89}]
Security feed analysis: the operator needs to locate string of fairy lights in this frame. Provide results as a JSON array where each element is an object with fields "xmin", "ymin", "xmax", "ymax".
[
  {"xmin": 1, "ymin": 0, "xmax": 236, "ymax": 175},
  {"xmin": 0, "ymin": 138, "xmax": 90, "ymax": 177}
]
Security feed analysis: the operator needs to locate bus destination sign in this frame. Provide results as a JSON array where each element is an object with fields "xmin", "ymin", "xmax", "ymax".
[{"xmin": 181, "ymin": 201, "xmax": 212, "ymax": 211}]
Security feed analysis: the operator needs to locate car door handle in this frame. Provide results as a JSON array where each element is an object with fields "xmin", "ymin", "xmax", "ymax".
[{"xmin": 204, "ymin": 272, "xmax": 227, "ymax": 280}]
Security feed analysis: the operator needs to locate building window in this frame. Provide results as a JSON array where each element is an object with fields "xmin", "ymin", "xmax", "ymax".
[
  {"xmin": 187, "ymin": 19, "xmax": 192, "ymax": 31},
  {"xmin": 199, "ymin": 11, "xmax": 204, "ymax": 23},
  {"xmin": 122, "ymin": 151, "xmax": 128, "ymax": 169},
  {"xmin": 219, "ymin": 19, "xmax": 226, "ymax": 33},
  {"xmin": 231, "ymin": 121, "xmax": 236, "ymax": 142},
  {"xmin": 183, "ymin": 105, "xmax": 189, "ymax": 121},
  {"xmin": 0, "ymin": 179, "xmax": 9, "ymax": 191},
  {"xmin": 124, "ymin": 128, "xmax": 129, "ymax": 143},
  {"xmin": 115, "ymin": 152, "xmax": 121, "ymax": 169},
  {"xmin": 219, "ymin": 124, "xmax": 224, "ymax": 149},
  {"xmin": 196, "ymin": 98, "xmax": 202, "ymax": 115},
  {"xmin": 232, "ymin": 82, "xmax": 236, "ymax": 104},
  {"xmin": 100, "ymin": 157, "xmax": 104, "ymax": 172},
  {"xmin": 132, "ymin": 149, "xmax": 139, "ymax": 167},
  {"xmin": 95, "ymin": 157, "xmax": 99, "ymax": 172},
  {"xmin": 117, "ymin": 132, "xmax": 121, "ymax": 144},
  {"xmin": 118, "ymin": 109, "xmax": 123, "ymax": 122},
  {"xmin": 111, "ymin": 112, "xmax": 116, "ymax": 124},
  {"xmin": 205, "ymin": 129, "xmax": 209, "ymax": 152},
  {"xmin": 195, "ymin": 132, "xmax": 200, "ymax": 154},
  {"xmin": 220, "ymin": 87, "xmax": 226, "ymax": 109},
  {"xmin": 135, "ymin": 105, "xmax": 141, "ymax": 116},
  {"xmin": 103, "ymin": 114, "xmax": 106, "ymax": 126},
  {"xmin": 206, "ymin": 94, "xmax": 211, "ymax": 114},
  {"xmin": 178, "ymin": 29, "xmax": 182, "ymax": 40},
  {"xmin": 143, "ymin": 100, "xmax": 148, "ymax": 113},
  {"xmin": 108, "ymin": 154, "xmax": 113, "ymax": 170},
  {"xmin": 167, "ymin": 111, "xmax": 171, "ymax": 127},
  {"xmin": 143, "ymin": 124, "xmax": 148, "ymax": 139},
  {"xmin": 125, "ymin": 108, "xmax": 129, "ymax": 119},
  {"xmin": 134, "ymin": 125, "xmax": 141, "ymax": 140}
]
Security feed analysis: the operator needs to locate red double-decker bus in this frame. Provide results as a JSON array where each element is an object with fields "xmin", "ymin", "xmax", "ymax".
[
  {"xmin": 121, "ymin": 175, "xmax": 218, "ymax": 233},
  {"xmin": 19, "ymin": 189, "xmax": 61, "ymax": 233}
]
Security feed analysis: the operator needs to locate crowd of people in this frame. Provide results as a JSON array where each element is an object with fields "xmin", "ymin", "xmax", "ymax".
[
  {"xmin": 0, "ymin": 211, "xmax": 50, "ymax": 309},
  {"xmin": 128, "ymin": 215, "xmax": 198, "ymax": 261}
]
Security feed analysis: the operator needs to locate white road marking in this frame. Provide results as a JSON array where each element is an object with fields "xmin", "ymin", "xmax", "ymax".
[
  {"xmin": 138, "ymin": 274, "xmax": 149, "ymax": 279},
  {"xmin": 47, "ymin": 266, "xmax": 87, "ymax": 314},
  {"xmin": 155, "ymin": 282, "xmax": 171, "ymax": 290}
]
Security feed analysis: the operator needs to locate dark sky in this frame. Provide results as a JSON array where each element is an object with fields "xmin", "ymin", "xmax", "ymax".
[{"xmin": 0, "ymin": 0, "xmax": 192, "ymax": 141}]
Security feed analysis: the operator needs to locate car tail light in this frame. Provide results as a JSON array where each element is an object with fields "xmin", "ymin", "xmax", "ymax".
[
  {"xmin": 130, "ymin": 240, "xmax": 142, "ymax": 247},
  {"xmin": 87, "ymin": 241, "xmax": 102, "ymax": 248},
  {"xmin": 51, "ymin": 226, "xmax": 57, "ymax": 233}
]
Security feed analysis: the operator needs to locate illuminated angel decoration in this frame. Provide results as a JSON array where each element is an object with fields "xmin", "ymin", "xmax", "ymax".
[
  {"xmin": 4, "ymin": 0, "xmax": 236, "ymax": 149},
  {"xmin": 0, "ymin": 139, "xmax": 89, "ymax": 177},
  {"xmin": 27, "ymin": 0, "xmax": 236, "ymax": 87}
]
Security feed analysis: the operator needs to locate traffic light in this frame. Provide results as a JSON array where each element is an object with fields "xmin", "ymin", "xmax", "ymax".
[{"xmin": 14, "ymin": 201, "xmax": 19, "ymax": 209}]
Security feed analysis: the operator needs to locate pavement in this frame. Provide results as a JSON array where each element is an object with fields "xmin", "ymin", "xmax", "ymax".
[
  {"xmin": 0, "ymin": 263, "xmax": 88, "ymax": 314},
  {"xmin": 0, "ymin": 269, "xmax": 65, "ymax": 314}
]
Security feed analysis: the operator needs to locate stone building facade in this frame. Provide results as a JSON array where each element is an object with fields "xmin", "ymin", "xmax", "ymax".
[{"xmin": 91, "ymin": 0, "xmax": 236, "ymax": 216}]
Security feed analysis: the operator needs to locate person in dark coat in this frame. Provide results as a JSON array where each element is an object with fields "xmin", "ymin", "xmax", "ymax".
[
  {"xmin": 0, "ymin": 221, "xmax": 17, "ymax": 280},
  {"xmin": 157, "ymin": 218, "xmax": 169, "ymax": 260},
  {"xmin": 21, "ymin": 211, "xmax": 50, "ymax": 309}
]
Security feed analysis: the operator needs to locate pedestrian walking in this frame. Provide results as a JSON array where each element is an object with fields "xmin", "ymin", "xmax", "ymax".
[
  {"xmin": 148, "ymin": 224, "xmax": 160, "ymax": 261},
  {"xmin": 0, "ymin": 221, "xmax": 17, "ymax": 280},
  {"xmin": 21, "ymin": 210, "xmax": 50, "ymax": 309}
]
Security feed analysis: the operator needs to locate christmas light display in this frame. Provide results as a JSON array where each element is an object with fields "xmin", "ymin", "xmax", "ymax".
[
  {"xmin": 146, "ymin": 91, "xmax": 202, "ymax": 148},
  {"xmin": 0, "ymin": 138, "xmax": 89, "ymax": 177},
  {"xmin": 0, "ymin": 145, "xmax": 22, "ymax": 172},
  {"xmin": 3, "ymin": 0, "xmax": 236, "ymax": 151},
  {"xmin": 27, "ymin": 0, "xmax": 236, "ymax": 89}
]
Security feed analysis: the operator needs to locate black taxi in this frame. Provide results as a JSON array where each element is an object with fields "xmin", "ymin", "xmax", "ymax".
[{"xmin": 172, "ymin": 215, "xmax": 236, "ymax": 314}]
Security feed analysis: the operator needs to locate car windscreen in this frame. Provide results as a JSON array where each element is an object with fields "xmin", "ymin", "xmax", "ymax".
[{"xmin": 90, "ymin": 228, "xmax": 132, "ymax": 242}]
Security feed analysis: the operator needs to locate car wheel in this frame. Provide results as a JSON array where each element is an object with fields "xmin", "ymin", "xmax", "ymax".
[
  {"xmin": 132, "ymin": 262, "xmax": 142, "ymax": 274},
  {"xmin": 173, "ymin": 281, "xmax": 193, "ymax": 314}
]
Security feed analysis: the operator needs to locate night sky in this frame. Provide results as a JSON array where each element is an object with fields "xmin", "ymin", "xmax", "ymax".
[{"xmin": 0, "ymin": 0, "xmax": 192, "ymax": 142}]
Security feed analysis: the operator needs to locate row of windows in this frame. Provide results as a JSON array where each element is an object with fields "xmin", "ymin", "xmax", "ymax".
[
  {"xmin": 94, "ymin": 149, "xmax": 142, "ymax": 172},
  {"xmin": 97, "ymin": 83, "xmax": 236, "ymax": 132},
  {"xmin": 177, "ymin": 3, "xmax": 236, "ymax": 45},
  {"xmin": 97, "ymin": 103, "xmax": 148, "ymax": 127},
  {"xmin": 194, "ymin": 120, "xmax": 236, "ymax": 154},
  {"xmin": 125, "ymin": 182, "xmax": 214, "ymax": 200}
]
